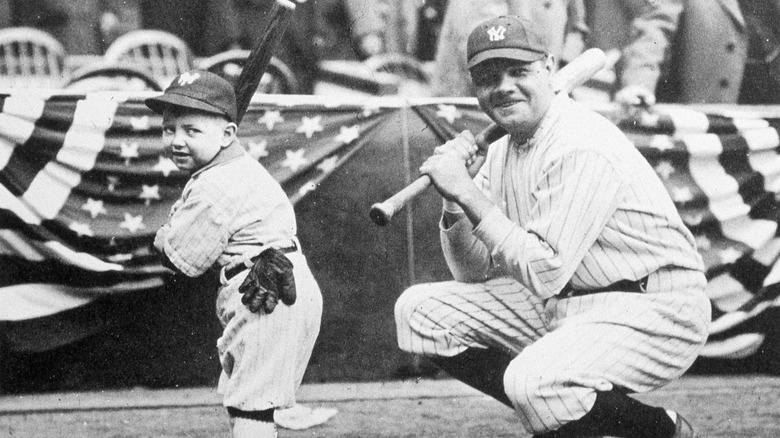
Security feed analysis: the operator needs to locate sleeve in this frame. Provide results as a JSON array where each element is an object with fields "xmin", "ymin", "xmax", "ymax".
[
  {"xmin": 473, "ymin": 149, "xmax": 623, "ymax": 299},
  {"xmin": 618, "ymin": 0, "xmax": 684, "ymax": 92},
  {"xmin": 439, "ymin": 150, "xmax": 499, "ymax": 282},
  {"xmin": 156, "ymin": 184, "xmax": 231, "ymax": 278}
]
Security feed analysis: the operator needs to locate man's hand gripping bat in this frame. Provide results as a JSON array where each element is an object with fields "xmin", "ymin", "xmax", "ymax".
[{"xmin": 368, "ymin": 48, "xmax": 608, "ymax": 226}]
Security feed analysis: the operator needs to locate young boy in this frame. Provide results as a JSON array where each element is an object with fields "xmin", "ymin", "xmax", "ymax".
[{"xmin": 147, "ymin": 70, "xmax": 323, "ymax": 438}]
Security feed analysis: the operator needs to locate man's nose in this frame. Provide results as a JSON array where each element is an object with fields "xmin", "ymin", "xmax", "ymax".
[{"xmin": 496, "ymin": 72, "xmax": 515, "ymax": 91}]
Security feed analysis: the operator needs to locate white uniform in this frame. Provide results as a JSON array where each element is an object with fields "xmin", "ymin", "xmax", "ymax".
[
  {"xmin": 395, "ymin": 94, "xmax": 711, "ymax": 434},
  {"xmin": 155, "ymin": 141, "xmax": 322, "ymax": 412}
]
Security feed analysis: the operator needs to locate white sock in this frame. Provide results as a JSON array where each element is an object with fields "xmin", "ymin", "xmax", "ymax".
[{"xmin": 230, "ymin": 417, "xmax": 277, "ymax": 438}]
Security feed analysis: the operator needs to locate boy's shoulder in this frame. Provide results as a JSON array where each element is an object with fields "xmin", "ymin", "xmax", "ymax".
[{"xmin": 192, "ymin": 153, "xmax": 279, "ymax": 196}]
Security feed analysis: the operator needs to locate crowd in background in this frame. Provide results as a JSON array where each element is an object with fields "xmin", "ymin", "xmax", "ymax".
[{"xmin": 0, "ymin": 0, "xmax": 778, "ymax": 105}]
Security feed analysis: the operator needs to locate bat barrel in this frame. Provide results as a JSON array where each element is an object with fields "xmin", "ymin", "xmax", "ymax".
[{"xmin": 233, "ymin": 0, "xmax": 297, "ymax": 125}]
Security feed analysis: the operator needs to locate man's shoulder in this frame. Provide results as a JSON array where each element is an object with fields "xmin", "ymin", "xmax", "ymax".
[{"xmin": 556, "ymin": 99, "xmax": 628, "ymax": 144}]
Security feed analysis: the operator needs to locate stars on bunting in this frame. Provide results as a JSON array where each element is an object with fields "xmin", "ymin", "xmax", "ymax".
[
  {"xmin": 654, "ymin": 161, "xmax": 675, "ymax": 180},
  {"xmin": 81, "ymin": 198, "xmax": 107, "ymax": 218},
  {"xmin": 296, "ymin": 115, "xmax": 323, "ymax": 138},
  {"xmin": 69, "ymin": 221, "xmax": 94, "ymax": 237},
  {"xmin": 130, "ymin": 115, "xmax": 150, "ymax": 131},
  {"xmin": 317, "ymin": 156, "xmax": 339, "ymax": 174},
  {"xmin": 120, "ymin": 212, "xmax": 146, "ymax": 233},
  {"xmin": 153, "ymin": 156, "xmax": 179, "ymax": 177},
  {"xmin": 335, "ymin": 125, "xmax": 360, "ymax": 144},
  {"xmin": 718, "ymin": 247, "xmax": 743, "ymax": 265},
  {"xmin": 650, "ymin": 135, "xmax": 675, "ymax": 151},
  {"xmin": 436, "ymin": 104, "xmax": 461, "ymax": 124},
  {"xmin": 139, "ymin": 185, "xmax": 161, "ymax": 205},
  {"xmin": 247, "ymin": 140, "xmax": 269, "ymax": 159},
  {"xmin": 259, "ymin": 111, "xmax": 284, "ymax": 130},
  {"xmin": 282, "ymin": 149, "xmax": 309, "ymax": 172},
  {"xmin": 106, "ymin": 176, "xmax": 119, "ymax": 192},
  {"xmin": 120, "ymin": 141, "xmax": 139, "ymax": 166},
  {"xmin": 669, "ymin": 186, "xmax": 694, "ymax": 203}
]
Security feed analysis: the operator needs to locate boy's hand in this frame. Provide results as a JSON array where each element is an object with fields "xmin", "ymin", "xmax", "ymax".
[{"xmin": 238, "ymin": 248, "xmax": 297, "ymax": 314}]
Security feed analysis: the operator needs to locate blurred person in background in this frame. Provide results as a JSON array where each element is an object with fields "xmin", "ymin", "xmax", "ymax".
[
  {"xmin": 140, "ymin": 0, "xmax": 240, "ymax": 57},
  {"xmin": 612, "ymin": 0, "xmax": 780, "ymax": 106},
  {"xmin": 430, "ymin": 0, "xmax": 588, "ymax": 97},
  {"xmin": 383, "ymin": 0, "xmax": 448, "ymax": 61},
  {"xmin": 99, "ymin": 0, "xmax": 142, "ymax": 49},
  {"xmin": 315, "ymin": 0, "xmax": 386, "ymax": 60},
  {"xmin": 10, "ymin": 0, "xmax": 102, "ymax": 54}
]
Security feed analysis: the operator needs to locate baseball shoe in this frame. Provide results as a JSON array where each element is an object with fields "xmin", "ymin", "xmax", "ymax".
[{"xmin": 671, "ymin": 412, "xmax": 697, "ymax": 438}]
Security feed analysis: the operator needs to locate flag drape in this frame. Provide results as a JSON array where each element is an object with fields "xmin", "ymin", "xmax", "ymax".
[{"xmin": 3, "ymin": 91, "xmax": 780, "ymax": 360}]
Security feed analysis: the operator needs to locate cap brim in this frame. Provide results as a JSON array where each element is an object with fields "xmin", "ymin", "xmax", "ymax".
[
  {"xmin": 145, "ymin": 93, "xmax": 230, "ymax": 120},
  {"xmin": 467, "ymin": 48, "xmax": 546, "ymax": 69}
]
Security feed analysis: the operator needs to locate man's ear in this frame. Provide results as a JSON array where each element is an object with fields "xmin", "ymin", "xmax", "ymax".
[{"xmin": 221, "ymin": 122, "xmax": 238, "ymax": 147}]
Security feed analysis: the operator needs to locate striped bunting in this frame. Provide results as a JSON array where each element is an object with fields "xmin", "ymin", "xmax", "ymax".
[
  {"xmin": 4, "ymin": 91, "xmax": 780, "ymax": 360},
  {"xmin": 0, "ymin": 92, "xmax": 395, "ymax": 331}
]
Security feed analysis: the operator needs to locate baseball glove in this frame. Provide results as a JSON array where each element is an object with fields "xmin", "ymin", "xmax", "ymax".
[{"xmin": 238, "ymin": 248, "xmax": 297, "ymax": 314}]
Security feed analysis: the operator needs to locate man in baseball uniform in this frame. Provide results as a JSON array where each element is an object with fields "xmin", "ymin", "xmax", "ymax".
[
  {"xmin": 394, "ymin": 15, "xmax": 710, "ymax": 438},
  {"xmin": 148, "ymin": 71, "xmax": 323, "ymax": 438}
]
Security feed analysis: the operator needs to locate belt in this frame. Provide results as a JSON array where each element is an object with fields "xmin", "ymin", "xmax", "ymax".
[
  {"xmin": 223, "ymin": 242, "xmax": 298, "ymax": 281},
  {"xmin": 560, "ymin": 276, "xmax": 648, "ymax": 299}
]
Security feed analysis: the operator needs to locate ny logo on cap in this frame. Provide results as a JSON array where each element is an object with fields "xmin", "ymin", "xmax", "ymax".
[
  {"xmin": 487, "ymin": 26, "xmax": 506, "ymax": 42},
  {"xmin": 178, "ymin": 72, "xmax": 201, "ymax": 86}
]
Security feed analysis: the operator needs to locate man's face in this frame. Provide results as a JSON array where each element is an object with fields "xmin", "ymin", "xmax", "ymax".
[
  {"xmin": 161, "ymin": 106, "xmax": 233, "ymax": 172},
  {"xmin": 471, "ymin": 56, "xmax": 556, "ymax": 137}
]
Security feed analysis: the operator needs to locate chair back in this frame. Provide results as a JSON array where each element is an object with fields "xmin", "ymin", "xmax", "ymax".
[
  {"xmin": 363, "ymin": 53, "xmax": 431, "ymax": 96},
  {"xmin": 0, "ymin": 27, "xmax": 68, "ymax": 89},
  {"xmin": 104, "ymin": 30, "xmax": 193, "ymax": 88},
  {"xmin": 199, "ymin": 49, "xmax": 301, "ymax": 95},
  {"xmin": 64, "ymin": 61, "xmax": 163, "ymax": 92}
]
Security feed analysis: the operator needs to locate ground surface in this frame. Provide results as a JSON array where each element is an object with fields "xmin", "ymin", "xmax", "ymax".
[{"xmin": 2, "ymin": 375, "xmax": 780, "ymax": 437}]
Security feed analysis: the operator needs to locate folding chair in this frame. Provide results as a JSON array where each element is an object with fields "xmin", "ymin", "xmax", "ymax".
[
  {"xmin": 103, "ymin": 29, "xmax": 193, "ymax": 88},
  {"xmin": 64, "ymin": 61, "xmax": 163, "ymax": 92},
  {"xmin": 0, "ymin": 27, "xmax": 68, "ymax": 89}
]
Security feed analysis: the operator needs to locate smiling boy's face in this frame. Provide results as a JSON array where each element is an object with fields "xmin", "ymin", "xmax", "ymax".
[{"xmin": 161, "ymin": 105, "xmax": 236, "ymax": 172}]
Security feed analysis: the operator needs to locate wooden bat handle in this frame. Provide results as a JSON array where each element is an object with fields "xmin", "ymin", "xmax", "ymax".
[
  {"xmin": 369, "ymin": 124, "xmax": 506, "ymax": 226},
  {"xmin": 369, "ymin": 48, "xmax": 607, "ymax": 226}
]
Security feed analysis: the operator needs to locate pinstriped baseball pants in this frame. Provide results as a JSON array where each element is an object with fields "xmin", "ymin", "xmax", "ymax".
[
  {"xmin": 394, "ymin": 271, "xmax": 711, "ymax": 434},
  {"xmin": 216, "ymin": 252, "xmax": 323, "ymax": 412}
]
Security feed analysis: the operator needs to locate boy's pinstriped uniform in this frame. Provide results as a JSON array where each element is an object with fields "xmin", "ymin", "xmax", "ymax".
[
  {"xmin": 148, "ymin": 71, "xmax": 322, "ymax": 433},
  {"xmin": 156, "ymin": 142, "xmax": 323, "ymax": 411},
  {"xmin": 395, "ymin": 93, "xmax": 711, "ymax": 434}
]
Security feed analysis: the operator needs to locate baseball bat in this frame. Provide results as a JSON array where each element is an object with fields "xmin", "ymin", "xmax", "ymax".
[
  {"xmin": 233, "ymin": 0, "xmax": 296, "ymax": 126},
  {"xmin": 369, "ymin": 48, "xmax": 608, "ymax": 226}
]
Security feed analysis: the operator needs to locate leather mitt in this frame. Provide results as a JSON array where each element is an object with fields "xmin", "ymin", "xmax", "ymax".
[{"xmin": 238, "ymin": 248, "xmax": 297, "ymax": 314}]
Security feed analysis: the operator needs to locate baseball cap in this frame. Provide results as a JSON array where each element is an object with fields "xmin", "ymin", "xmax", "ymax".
[
  {"xmin": 466, "ymin": 15, "xmax": 548, "ymax": 69},
  {"xmin": 145, "ymin": 70, "xmax": 237, "ymax": 122}
]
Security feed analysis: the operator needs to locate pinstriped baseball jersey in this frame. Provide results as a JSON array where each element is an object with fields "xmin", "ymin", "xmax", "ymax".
[
  {"xmin": 154, "ymin": 141, "xmax": 322, "ymax": 411},
  {"xmin": 154, "ymin": 141, "xmax": 298, "ymax": 277},
  {"xmin": 395, "ymin": 93, "xmax": 711, "ymax": 435},
  {"xmin": 443, "ymin": 93, "xmax": 706, "ymax": 299}
]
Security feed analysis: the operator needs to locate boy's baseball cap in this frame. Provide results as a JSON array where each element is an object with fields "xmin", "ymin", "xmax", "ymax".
[
  {"xmin": 145, "ymin": 70, "xmax": 237, "ymax": 122},
  {"xmin": 466, "ymin": 15, "xmax": 548, "ymax": 69}
]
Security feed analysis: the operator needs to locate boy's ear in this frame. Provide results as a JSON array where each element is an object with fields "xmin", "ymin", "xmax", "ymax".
[{"xmin": 221, "ymin": 122, "xmax": 238, "ymax": 148}]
